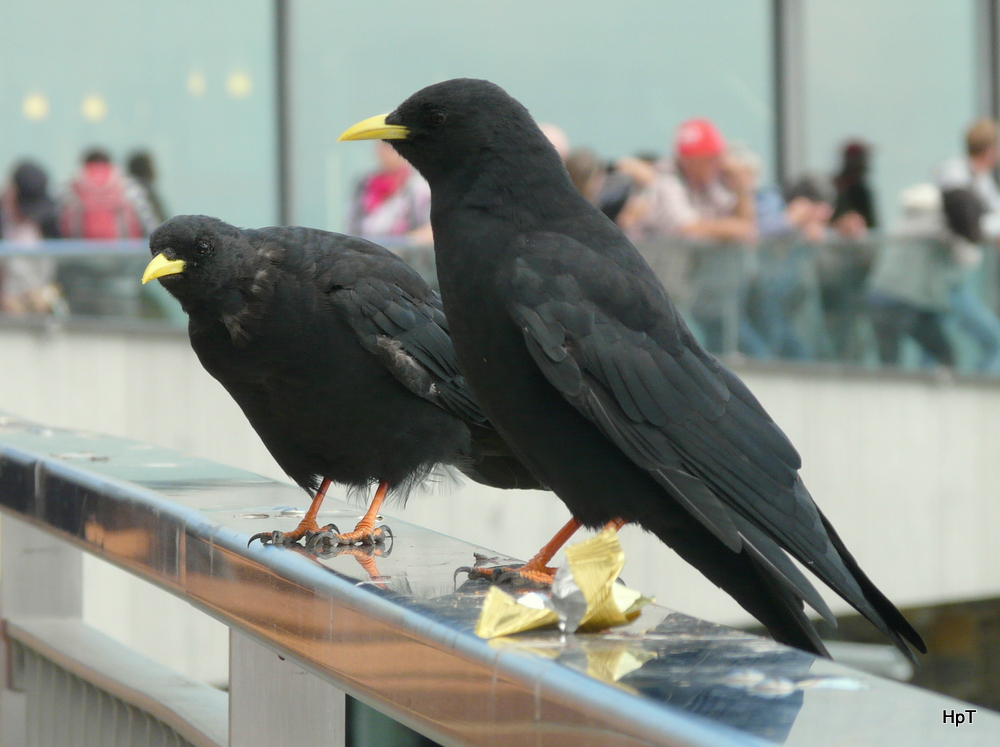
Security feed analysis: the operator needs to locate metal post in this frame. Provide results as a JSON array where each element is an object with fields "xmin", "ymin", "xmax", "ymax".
[
  {"xmin": 275, "ymin": 0, "xmax": 292, "ymax": 225},
  {"xmin": 773, "ymin": 0, "xmax": 805, "ymax": 187},
  {"xmin": 0, "ymin": 515, "xmax": 83, "ymax": 747},
  {"xmin": 976, "ymin": 0, "xmax": 1000, "ymax": 185},
  {"xmin": 976, "ymin": 0, "xmax": 1000, "ymax": 121},
  {"xmin": 229, "ymin": 630, "xmax": 346, "ymax": 746}
]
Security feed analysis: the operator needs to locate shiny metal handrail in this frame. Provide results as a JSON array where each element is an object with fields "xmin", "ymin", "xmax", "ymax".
[{"xmin": 0, "ymin": 416, "xmax": 995, "ymax": 746}]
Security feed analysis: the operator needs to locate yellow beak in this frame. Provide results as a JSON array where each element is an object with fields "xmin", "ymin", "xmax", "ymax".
[
  {"xmin": 337, "ymin": 114, "xmax": 410, "ymax": 141},
  {"xmin": 142, "ymin": 253, "xmax": 186, "ymax": 284}
]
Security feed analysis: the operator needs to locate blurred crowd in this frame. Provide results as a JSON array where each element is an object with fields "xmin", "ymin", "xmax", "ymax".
[
  {"xmin": 8, "ymin": 116, "xmax": 1000, "ymax": 376},
  {"xmin": 346, "ymin": 115, "xmax": 1000, "ymax": 374},
  {"xmin": 0, "ymin": 148, "xmax": 166, "ymax": 314}
]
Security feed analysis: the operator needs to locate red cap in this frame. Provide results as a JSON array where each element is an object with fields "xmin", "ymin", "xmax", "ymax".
[{"xmin": 675, "ymin": 118, "xmax": 725, "ymax": 158}]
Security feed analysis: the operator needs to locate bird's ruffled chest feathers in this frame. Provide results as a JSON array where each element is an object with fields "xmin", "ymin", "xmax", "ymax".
[
  {"xmin": 220, "ymin": 263, "xmax": 283, "ymax": 346},
  {"xmin": 184, "ymin": 245, "xmax": 285, "ymax": 348}
]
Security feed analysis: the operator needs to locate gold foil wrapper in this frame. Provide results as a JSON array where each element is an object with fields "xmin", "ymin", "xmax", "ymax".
[
  {"xmin": 474, "ymin": 587, "xmax": 557, "ymax": 638},
  {"xmin": 473, "ymin": 528, "xmax": 652, "ymax": 639}
]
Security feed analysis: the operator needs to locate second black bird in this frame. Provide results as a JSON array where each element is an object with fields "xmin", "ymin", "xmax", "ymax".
[
  {"xmin": 339, "ymin": 79, "xmax": 926, "ymax": 661},
  {"xmin": 143, "ymin": 215, "xmax": 540, "ymax": 547}
]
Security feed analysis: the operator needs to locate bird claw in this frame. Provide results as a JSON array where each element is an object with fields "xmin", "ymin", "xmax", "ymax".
[
  {"xmin": 455, "ymin": 563, "xmax": 551, "ymax": 588},
  {"xmin": 306, "ymin": 524, "xmax": 392, "ymax": 551},
  {"xmin": 494, "ymin": 569, "xmax": 528, "ymax": 585},
  {"xmin": 249, "ymin": 522, "xmax": 345, "ymax": 549},
  {"xmin": 303, "ymin": 524, "xmax": 341, "ymax": 551},
  {"xmin": 248, "ymin": 530, "xmax": 288, "ymax": 547},
  {"xmin": 303, "ymin": 538, "xmax": 393, "ymax": 561},
  {"xmin": 453, "ymin": 565, "xmax": 478, "ymax": 584},
  {"xmin": 452, "ymin": 552, "xmax": 514, "ymax": 582}
]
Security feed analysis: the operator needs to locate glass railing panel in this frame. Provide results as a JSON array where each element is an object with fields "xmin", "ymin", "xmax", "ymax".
[{"xmin": 6, "ymin": 236, "xmax": 1000, "ymax": 378}]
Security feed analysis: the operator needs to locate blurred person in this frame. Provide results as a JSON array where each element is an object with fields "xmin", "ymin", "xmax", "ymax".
[
  {"xmin": 127, "ymin": 149, "xmax": 168, "ymax": 224},
  {"xmin": 565, "ymin": 147, "xmax": 604, "ymax": 202},
  {"xmin": 747, "ymin": 175, "xmax": 832, "ymax": 360},
  {"xmin": 0, "ymin": 161, "xmax": 62, "ymax": 314},
  {"xmin": 831, "ymin": 141, "xmax": 876, "ymax": 239},
  {"xmin": 623, "ymin": 123, "xmax": 762, "ymax": 356},
  {"xmin": 936, "ymin": 118, "xmax": 1000, "ymax": 226},
  {"xmin": 784, "ymin": 175, "xmax": 835, "ymax": 241},
  {"xmin": 347, "ymin": 140, "xmax": 432, "ymax": 244},
  {"xmin": 597, "ymin": 168, "xmax": 645, "ymax": 233},
  {"xmin": 630, "ymin": 118, "xmax": 756, "ymax": 243},
  {"xmin": 565, "ymin": 147, "xmax": 646, "ymax": 232},
  {"xmin": 539, "ymin": 122, "xmax": 569, "ymax": 162},
  {"xmin": 726, "ymin": 143, "xmax": 786, "ymax": 239},
  {"xmin": 866, "ymin": 184, "xmax": 956, "ymax": 369},
  {"xmin": 936, "ymin": 118, "xmax": 1000, "ymax": 374},
  {"xmin": 59, "ymin": 148, "xmax": 158, "ymax": 239}
]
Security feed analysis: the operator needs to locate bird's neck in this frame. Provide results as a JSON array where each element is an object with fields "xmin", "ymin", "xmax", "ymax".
[
  {"xmin": 176, "ymin": 286, "xmax": 255, "ymax": 335},
  {"xmin": 431, "ymin": 148, "xmax": 582, "ymax": 228}
]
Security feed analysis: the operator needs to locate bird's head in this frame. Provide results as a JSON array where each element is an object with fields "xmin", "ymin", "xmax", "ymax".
[
  {"xmin": 338, "ymin": 78, "xmax": 561, "ymax": 190},
  {"xmin": 143, "ymin": 215, "xmax": 255, "ymax": 311}
]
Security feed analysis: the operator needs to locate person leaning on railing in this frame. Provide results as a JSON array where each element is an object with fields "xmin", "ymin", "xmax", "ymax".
[
  {"xmin": 615, "ymin": 119, "xmax": 764, "ymax": 357},
  {"xmin": 347, "ymin": 140, "xmax": 434, "ymax": 247},
  {"xmin": 621, "ymin": 118, "xmax": 756, "ymax": 244},
  {"xmin": 866, "ymin": 184, "xmax": 957, "ymax": 369},
  {"xmin": 0, "ymin": 161, "xmax": 64, "ymax": 315},
  {"xmin": 746, "ymin": 175, "xmax": 833, "ymax": 361},
  {"xmin": 57, "ymin": 148, "xmax": 159, "ymax": 241},
  {"xmin": 934, "ymin": 118, "xmax": 1000, "ymax": 376}
]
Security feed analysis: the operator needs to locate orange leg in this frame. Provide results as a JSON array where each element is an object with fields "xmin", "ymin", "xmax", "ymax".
[
  {"xmin": 517, "ymin": 517, "xmax": 583, "ymax": 581},
  {"xmin": 248, "ymin": 478, "xmax": 332, "ymax": 546},
  {"xmin": 320, "ymin": 480, "xmax": 390, "ymax": 546},
  {"xmin": 515, "ymin": 518, "xmax": 627, "ymax": 583},
  {"xmin": 459, "ymin": 517, "xmax": 581, "ymax": 585},
  {"xmin": 460, "ymin": 517, "xmax": 628, "ymax": 585}
]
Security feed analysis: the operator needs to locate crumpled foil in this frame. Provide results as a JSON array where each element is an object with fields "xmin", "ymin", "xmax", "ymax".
[{"xmin": 473, "ymin": 528, "xmax": 652, "ymax": 639}]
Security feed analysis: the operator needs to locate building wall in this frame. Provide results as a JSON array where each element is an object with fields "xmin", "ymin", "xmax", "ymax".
[
  {"xmin": 1, "ymin": 322, "xmax": 997, "ymax": 683},
  {"xmin": 289, "ymin": 0, "xmax": 773, "ymax": 229},
  {"xmin": 0, "ymin": 0, "xmax": 277, "ymax": 227}
]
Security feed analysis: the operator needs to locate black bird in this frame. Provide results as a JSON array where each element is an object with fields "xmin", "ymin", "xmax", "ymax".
[
  {"xmin": 142, "ymin": 214, "xmax": 540, "ymax": 548},
  {"xmin": 339, "ymin": 79, "xmax": 926, "ymax": 660}
]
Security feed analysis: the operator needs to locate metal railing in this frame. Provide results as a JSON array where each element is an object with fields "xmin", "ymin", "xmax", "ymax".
[
  {"xmin": 0, "ymin": 415, "xmax": 997, "ymax": 746},
  {"xmin": 8, "ymin": 617, "xmax": 227, "ymax": 747}
]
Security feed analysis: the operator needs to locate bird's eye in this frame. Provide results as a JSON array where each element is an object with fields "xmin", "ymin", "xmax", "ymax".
[
  {"xmin": 195, "ymin": 239, "xmax": 212, "ymax": 257},
  {"xmin": 430, "ymin": 110, "xmax": 447, "ymax": 125}
]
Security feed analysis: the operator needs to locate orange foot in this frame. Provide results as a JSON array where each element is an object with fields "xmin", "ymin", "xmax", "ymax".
[
  {"xmin": 455, "ymin": 518, "xmax": 627, "ymax": 587},
  {"xmin": 456, "ymin": 552, "xmax": 557, "ymax": 586},
  {"xmin": 248, "ymin": 518, "xmax": 333, "ymax": 547},
  {"xmin": 305, "ymin": 522, "xmax": 392, "ymax": 550},
  {"xmin": 248, "ymin": 478, "xmax": 338, "ymax": 547}
]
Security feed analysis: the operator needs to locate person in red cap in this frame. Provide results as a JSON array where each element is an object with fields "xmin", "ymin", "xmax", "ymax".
[
  {"xmin": 610, "ymin": 118, "xmax": 764, "ymax": 356},
  {"xmin": 626, "ymin": 117, "xmax": 757, "ymax": 242}
]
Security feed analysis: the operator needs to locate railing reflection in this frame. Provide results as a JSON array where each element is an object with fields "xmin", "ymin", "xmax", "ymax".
[{"xmin": 4, "ymin": 235, "xmax": 999, "ymax": 376}]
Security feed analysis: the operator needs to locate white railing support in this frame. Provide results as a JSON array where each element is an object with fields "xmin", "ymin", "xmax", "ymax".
[
  {"xmin": 230, "ymin": 630, "xmax": 346, "ymax": 746},
  {"xmin": 0, "ymin": 515, "xmax": 83, "ymax": 747}
]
